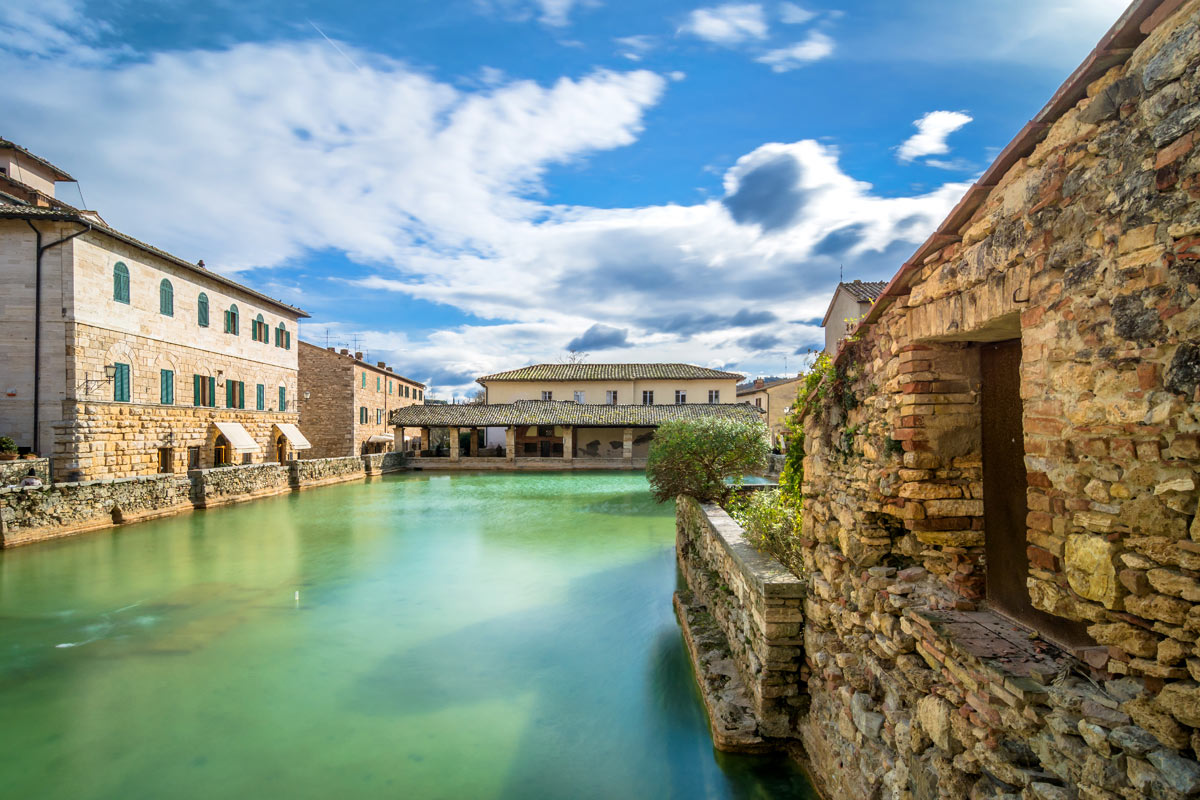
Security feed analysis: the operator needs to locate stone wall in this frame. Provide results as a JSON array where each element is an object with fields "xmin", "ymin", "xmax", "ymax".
[
  {"xmin": 188, "ymin": 462, "xmax": 290, "ymax": 508},
  {"xmin": 0, "ymin": 473, "xmax": 193, "ymax": 546},
  {"xmin": 289, "ymin": 455, "xmax": 365, "ymax": 489},
  {"xmin": 362, "ymin": 451, "xmax": 408, "ymax": 475},
  {"xmin": 0, "ymin": 457, "xmax": 50, "ymax": 487},
  {"xmin": 794, "ymin": 4, "xmax": 1200, "ymax": 798},
  {"xmin": 675, "ymin": 496, "xmax": 806, "ymax": 749}
]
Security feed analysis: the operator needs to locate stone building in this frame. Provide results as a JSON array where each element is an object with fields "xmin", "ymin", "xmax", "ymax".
[
  {"xmin": 0, "ymin": 142, "xmax": 312, "ymax": 479},
  {"xmin": 789, "ymin": 2, "xmax": 1200, "ymax": 798},
  {"xmin": 737, "ymin": 375, "xmax": 803, "ymax": 450},
  {"xmin": 297, "ymin": 342, "xmax": 425, "ymax": 458},
  {"xmin": 477, "ymin": 363, "xmax": 743, "ymax": 406},
  {"xmin": 821, "ymin": 279, "xmax": 885, "ymax": 353}
]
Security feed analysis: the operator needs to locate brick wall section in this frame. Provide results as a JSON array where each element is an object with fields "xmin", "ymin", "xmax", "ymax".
[
  {"xmin": 0, "ymin": 458, "xmax": 50, "ymax": 486},
  {"xmin": 289, "ymin": 455, "xmax": 364, "ymax": 488},
  {"xmin": 794, "ymin": 5, "xmax": 1200, "ymax": 799},
  {"xmin": 362, "ymin": 451, "xmax": 408, "ymax": 475},
  {"xmin": 188, "ymin": 463, "xmax": 290, "ymax": 508}
]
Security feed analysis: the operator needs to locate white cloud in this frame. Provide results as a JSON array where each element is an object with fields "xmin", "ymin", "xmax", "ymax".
[
  {"xmin": 535, "ymin": 0, "xmax": 581, "ymax": 27},
  {"xmin": 778, "ymin": 2, "xmax": 815, "ymax": 25},
  {"xmin": 0, "ymin": 5, "xmax": 970, "ymax": 397},
  {"xmin": 680, "ymin": 3, "xmax": 768, "ymax": 46},
  {"xmin": 615, "ymin": 34, "xmax": 656, "ymax": 61},
  {"xmin": 896, "ymin": 110, "xmax": 973, "ymax": 163},
  {"xmin": 755, "ymin": 31, "xmax": 833, "ymax": 72}
]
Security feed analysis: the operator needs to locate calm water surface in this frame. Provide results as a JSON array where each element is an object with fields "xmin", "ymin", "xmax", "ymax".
[{"xmin": 0, "ymin": 471, "xmax": 816, "ymax": 799}]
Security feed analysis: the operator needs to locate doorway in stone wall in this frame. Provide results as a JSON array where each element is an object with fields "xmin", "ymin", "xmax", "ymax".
[{"xmin": 979, "ymin": 339, "xmax": 1089, "ymax": 646}]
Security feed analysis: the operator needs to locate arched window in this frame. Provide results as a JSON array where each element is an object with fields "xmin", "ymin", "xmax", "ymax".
[
  {"xmin": 276, "ymin": 322, "xmax": 291, "ymax": 349},
  {"xmin": 224, "ymin": 304, "xmax": 239, "ymax": 335},
  {"xmin": 253, "ymin": 313, "xmax": 266, "ymax": 342},
  {"xmin": 113, "ymin": 263, "xmax": 130, "ymax": 303},
  {"xmin": 159, "ymin": 279, "xmax": 174, "ymax": 316},
  {"xmin": 197, "ymin": 293, "xmax": 209, "ymax": 327}
]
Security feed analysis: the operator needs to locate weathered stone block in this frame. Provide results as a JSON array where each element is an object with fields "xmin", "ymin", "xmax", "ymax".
[{"xmin": 1065, "ymin": 534, "xmax": 1124, "ymax": 608}]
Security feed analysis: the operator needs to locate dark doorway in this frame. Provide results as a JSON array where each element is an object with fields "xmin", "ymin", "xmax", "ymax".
[
  {"xmin": 276, "ymin": 435, "xmax": 288, "ymax": 464},
  {"xmin": 539, "ymin": 440, "xmax": 552, "ymax": 458},
  {"xmin": 214, "ymin": 435, "xmax": 230, "ymax": 466},
  {"xmin": 980, "ymin": 340, "xmax": 1089, "ymax": 646}
]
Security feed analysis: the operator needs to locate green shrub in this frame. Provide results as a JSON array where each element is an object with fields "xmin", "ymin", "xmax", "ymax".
[
  {"xmin": 727, "ymin": 488, "xmax": 803, "ymax": 578},
  {"xmin": 645, "ymin": 417, "xmax": 768, "ymax": 504},
  {"xmin": 0, "ymin": 437, "xmax": 16, "ymax": 453}
]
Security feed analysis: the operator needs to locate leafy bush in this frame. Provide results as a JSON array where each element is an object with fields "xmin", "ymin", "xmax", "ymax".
[
  {"xmin": 646, "ymin": 417, "xmax": 768, "ymax": 504},
  {"xmin": 727, "ymin": 488, "xmax": 803, "ymax": 578},
  {"xmin": 0, "ymin": 436, "xmax": 16, "ymax": 453}
]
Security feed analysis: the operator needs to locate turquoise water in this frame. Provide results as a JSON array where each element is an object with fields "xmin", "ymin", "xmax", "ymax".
[{"xmin": 0, "ymin": 471, "xmax": 815, "ymax": 799}]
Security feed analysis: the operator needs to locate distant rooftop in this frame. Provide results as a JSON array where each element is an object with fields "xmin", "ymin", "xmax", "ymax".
[
  {"xmin": 821, "ymin": 280, "xmax": 887, "ymax": 327},
  {"xmin": 477, "ymin": 363, "xmax": 745, "ymax": 383},
  {"xmin": 736, "ymin": 375, "xmax": 802, "ymax": 396},
  {"xmin": 0, "ymin": 137, "xmax": 74, "ymax": 182}
]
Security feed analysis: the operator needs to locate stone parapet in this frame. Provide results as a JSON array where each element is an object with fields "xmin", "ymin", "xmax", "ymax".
[
  {"xmin": 0, "ymin": 458, "xmax": 50, "ymax": 487},
  {"xmin": 676, "ymin": 496, "xmax": 805, "ymax": 742},
  {"xmin": 362, "ymin": 451, "xmax": 408, "ymax": 475},
  {"xmin": 188, "ymin": 463, "xmax": 290, "ymax": 508},
  {"xmin": 289, "ymin": 456, "xmax": 365, "ymax": 489},
  {"xmin": 0, "ymin": 474, "xmax": 193, "ymax": 547}
]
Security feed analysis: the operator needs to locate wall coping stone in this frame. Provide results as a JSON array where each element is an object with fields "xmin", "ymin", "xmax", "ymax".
[{"xmin": 697, "ymin": 502, "xmax": 804, "ymax": 600}]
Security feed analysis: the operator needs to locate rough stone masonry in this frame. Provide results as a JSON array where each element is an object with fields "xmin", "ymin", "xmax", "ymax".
[{"xmin": 793, "ymin": 2, "xmax": 1200, "ymax": 798}]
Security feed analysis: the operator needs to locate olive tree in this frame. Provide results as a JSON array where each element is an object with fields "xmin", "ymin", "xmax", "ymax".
[{"xmin": 645, "ymin": 417, "xmax": 769, "ymax": 504}]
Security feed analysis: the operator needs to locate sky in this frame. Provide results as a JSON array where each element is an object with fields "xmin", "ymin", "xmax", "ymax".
[{"xmin": 0, "ymin": 0, "xmax": 1131, "ymax": 399}]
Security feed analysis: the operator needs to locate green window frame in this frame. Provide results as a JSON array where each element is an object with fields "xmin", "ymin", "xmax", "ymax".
[
  {"xmin": 360, "ymin": 406, "xmax": 368, "ymax": 424},
  {"xmin": 197, "ymin": 293, "xmax": 209, "ymax": 327},
  {"xmin": 388, "ymin": 380, "xmax": 392, "ymax": 395},
  {"xmin": 361, "ymin": 372, "xmax": 366, "ymax": 388},
  {"xmin": 193, "ymin": 374, "xmax": 216, "ymax": 407},
  {"xmin": 253, "ymin": 314, "xmax": 265, "ymax": 342},
  {"xmin": 224, "ymin": 304, "xmax": 239, "ymax": 335},
  {"xmin": 279, "ymin": 386, "xmax": 287, "ymax": 411},
  {"xmin": 160, "ymin": 369, "xmax": 174, "ymax": 405},
  {"xmin": 256, "ymin": 383, "xmax": 265, "ymax": 411},
  {"xmin": 113, "ymin": 263, "xmax": 130, "ymax": 304},
  {"xmin": 159, "ymin": 279, "xmax": 174, "ymax": 316},
  {"xmin": 376, "ymin": 375, "xmax": 381, "ymax": 391},
  {"xmin": 275, "ymin": 323, "xmax": 291, "ymax": 349},
  {"xmin": 113, "ymin": 362, "xmax": 131, "ymax": 402}
]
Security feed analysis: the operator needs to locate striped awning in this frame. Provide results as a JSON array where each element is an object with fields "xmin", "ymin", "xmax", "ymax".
[
  {"xmin": 367, "ymin": 434, "xmax": 394, "ymax": 444},
  {"xmin": 274, "ymin": 423, "xmax": 312, "ymax": 450},
  {"xmin": 213, "ymin": 421, "xmax": 260, "ymax": 453}
]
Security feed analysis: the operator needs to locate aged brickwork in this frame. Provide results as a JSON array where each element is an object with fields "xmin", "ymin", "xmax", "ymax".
[
  {"xmin": 0, "ymin": 458, "xmax": 50, "ymax": 486},
  {"xmin": 288, "ymin": 455, "xmax": 365, "ymax": 489},
  {"xmin": 792, "ymin": 3, "xmax": 1200, "ymax": 798}
]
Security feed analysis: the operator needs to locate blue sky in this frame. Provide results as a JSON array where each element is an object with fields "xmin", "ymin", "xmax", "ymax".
[{"xmin": 0, "ymin": 0, "xmax": 1129, "ymax": 397}]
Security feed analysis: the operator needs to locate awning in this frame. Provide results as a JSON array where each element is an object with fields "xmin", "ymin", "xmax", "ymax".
[
  {"xmin": 274, "ymin": 423, "xmax": 312, "ymax": 450},
  {"xmin": 367, "ymin": 434, "xmax": 394, "ymax": 444},
  {"xmin": 213, "ymin": 421, "xmax": 261, "ymax": 453}
]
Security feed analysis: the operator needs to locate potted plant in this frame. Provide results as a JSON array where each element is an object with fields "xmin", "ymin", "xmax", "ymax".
[{"xmin": 0, "ymin": 437, "xmax": 18, "ymax": 461}]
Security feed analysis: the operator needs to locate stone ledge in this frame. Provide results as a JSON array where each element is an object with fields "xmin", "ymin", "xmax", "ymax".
[{"xmin": 698, "ymin": 502, "xmax": 804, "ymax": 600}]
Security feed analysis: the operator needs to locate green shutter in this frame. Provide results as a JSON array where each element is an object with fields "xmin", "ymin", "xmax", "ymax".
[
  {"xmin": 194, "ymin": 374, "xmax": 201, "ymax": 405},
  {"xmin": 113, "ymin": 363, "xmax": 130, "ymax": 402},
  {"xmin": 279, "ymin": 386, "xmax": 287, "ymax": 411},
  {"xmin": 226, "ymin": 380, "xmax": 233, "ymax": 408},
  {"xmin": 257, "ymin": 383, "xmax": 264, "ymax": 410},
  {"xmin": 286, "ymin": 331, "xmax": 291, "ymax": 350},
  {"xmin": 161, "ymin": 369, "xmax": 174, "ymax": 405},
  {"xmin": 198, "ymin": 293, "xmax": 209, "ymax": 327},
  {"xmin": 208, "ymin": 377, "xmax": 216, "ymax": 408},
  {"xmin": 113, "ymin": 264, "xmax": 130, "ymax": 303},
  {"xmin": 239, "ymin": 381, "xmax": 245, "ymax": 409}
]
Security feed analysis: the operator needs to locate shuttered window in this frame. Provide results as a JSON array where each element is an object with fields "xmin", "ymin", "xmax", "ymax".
[
  {"xmin": 113, "ymin": 263, "xmax": 130, "ymax": 303},
  {"xmin": 160, "ymin": 369, "xmax": 174, "ymax": 405},
  {"xmin": 252, "ymin": 314, "xmax": 266, "ymax": 342},
  {"xmin": 159, "ymin": 279, "xmax": 173, "ymax": 316},
  {"xmin": 224, "ymin": 304, "xmax": 239, "ymax": 335},
  {"xmin": 193, "ymin": 374, "xmax": 216, "ymax": 407},
  {"xmin": 113, "ymin": 362, "xmax": 130, "ymax": 402},
  {"xmin": 226, "ymin": 380, "xmax": 244, "ymax": 409},
  {"xmin": 256, "ymin": 383, "xmax": 265, "ymax": 411},
  {"xmin": 360, "ymin": 406, "xmax": 368, "ymax": 424},
  {"xmin": 388, "ymin": 380, "xmax": 392, "ymax": 395},
  {"xmin": 376, "ymin": 376, "xmax": 381, "ymax": 391},
  {"xmin": 362, "ymin": 372, "xmax": 366, "ymax": 388},
  {"xmin": 279, "ymin": 386, "xmax": 287, "ymax": 411},
  {"xmin": 197, "ymin": 293, "xmax": 209, "ymax": 326},
  {"xmin": 275, "ymin": 323, "xmax": 291, "ymax": 349}
]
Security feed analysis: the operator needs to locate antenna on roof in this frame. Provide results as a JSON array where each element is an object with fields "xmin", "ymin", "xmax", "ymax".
[{"xmin": 839, "ymin": 263, "xmax": 843, "ymax": 282}]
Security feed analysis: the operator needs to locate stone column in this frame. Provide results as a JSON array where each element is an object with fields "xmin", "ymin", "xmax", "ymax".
[
  {"xmin": 563, "ymin": 426, "xmax": 573, "ymax": 462},
  {"xmin": 420, "ymin": 427, "xmax": 430, "ymax": 454},
  {"xmin": 623, "ymin": 427, "xmax": 633, "ymax": 462},
  {"xmin": 505, "ymin": 426, "xmax": 515, "ymax": 462},
  {"xmin": 449, "ymin": 427, "xmax": 460, "ymax": 461},
  {"xmin": 468, "ymin": 428, "xmax": 479, "ymax": 457}
]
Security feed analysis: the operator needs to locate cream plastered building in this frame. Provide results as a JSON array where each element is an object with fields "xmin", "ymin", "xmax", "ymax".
[
  {"xmin": 478, "ymin": 363, "xmax": 743, "ymax": 406},
  {"xmin": 0, "ymin": 141, "xmax": 311, "ymax": 480},
  {"xmin": 821, "ymin": 280, "xmax": 885, "ymax": 354},
  {"xmin": 736, "ymin": 375, "xmax": 803, "ymax": 450}
]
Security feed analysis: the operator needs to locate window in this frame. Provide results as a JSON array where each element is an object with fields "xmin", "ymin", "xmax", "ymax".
[
  {"xmin": 157, "ymin": 447, "xmax": 173, "ymax": 474},
  {"xmin": 376, "ymin": 376, "xmax": 381, "ymax": 391},
  {"xmin": 256, "ymin": 383, "xmax": 265, "ymax": 411},
  {"xmin": 574, "ymin": 391, "xmax": 585, "ymax": 404},
  {"xmin": 675, "ymin": 390, "xmax": 686, "ymax": 405},
  {"xmin": 279, "ymin": 386, "xmax": 287, "ymax": 411},
  {"xmin": 541, "ymin": 391, "xmax": 553, "ymax": 401},
  {"xmin": 708, "ymin": 389, "xmax": 720, "ymax": 403},
  {"xmin": 376, "ymin": 408, "xmax": 384, "ymax": 424},
  {"xmin": 187, "ymin": 446, "xmax": 200, "ymax": 469},
  {"xmin": 197, "ymin": 293, "xmax": 209, "ymax": 327},
  {"xmin": 251, "ymin": 314, "xmax": 266, "ymax": 342},
  {"xmin": 224, "ymin": 304, "xmax": 239, "ymax": 335},
  {"xmin": 755, "ymin": 397, "xmax": 762, "ymax": 408},
  {"xmin": 362, "ymin": 372, "xmax": 367, "ymax": 388},
  {"xmin": 159, "ymin": 279, "xmax": 173, "ymax": 316},
  {"xmin": 226, "ymin": 380, "xmax": 245, "ymax": 409},
  {"xmin": 113, "ymin": 362, "xmax": 131, "ymax": 402},
  {"xmin": 360, "ymin": 406, "xmax": 368, "ymax": 424},
  {"xmin": 642, "ymin": 390, "xmax": 654, "ymax": 405},
  {"xmin": 160, "ymin": 369, "xmax": 174, "ymax": 405},
  {"xmin": 404, "ymin": 385, "xmax": 410, "ymax": 398},
  {"xmin": 418, "ymin": 390, "xmax": 423, "ymax": 400},
  {"xmin": 276, "ymin": 322, "xmax": 290, "ymax": 349},
  {"xmin": 537, "ymin": 426, "xmax": 554, "ymax": 437},
  {"xmin": 605, "ymin": 390, "xmax": 618, "ymax": 405},
  {"xmin": 388, "ymin": 380, "xmax": 393, "ymax": 395},
  {"xmin": 193, "ymin": 374, "xmax": 216, "ymax": 407},
  {"xmin": 113, "ymin": 263, "xmax": 130, "ymax": 304}
]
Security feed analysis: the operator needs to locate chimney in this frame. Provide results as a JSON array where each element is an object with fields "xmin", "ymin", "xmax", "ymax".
[
  {"xmin": 754, "ymin": 378, "xmax": 764, "ymax": 389},
  {"xmin": 355, "ymin": 351, "xmax": 363, "ymax": 360},
  {"xmin": 340, "ymin": 349, "xmax": 349, "ymax": 355},
  {"xmin": 386, "ymin": 367, "xmax": 393, "ymax": 372},
  {"xmin": 327, "ymin": 347, "xmax": 335, "ymax": 352},
  {"xmin": 377, "ymin": 361, "xmax": 386, "ymax": 368}
]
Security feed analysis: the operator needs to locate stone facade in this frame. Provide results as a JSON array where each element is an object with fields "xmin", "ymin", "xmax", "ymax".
[
  {"xmin": 737, "ymin": 377, "xmax": 803, "ymax": 449},
  {"xmin": 676, "ymin": 497, "xmax": 806, "ymax": 747},
  {"xmin": 297, "ymin": 342, "xmax": 424, "ymax": 458},
  {"xmin": 0, "ymin": 474, "xmax": 193, "ymax": 547},
  {"xmin": 362, "ymin": 451, "xmax": 409, "ymax": 475},
  {"xmin": 288, "ymin": 455, "xmax": 365, "ymax": 489},
  {"xmin": 790, "ymin": 4, "xmax": 1200, "ymax": 798}
]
